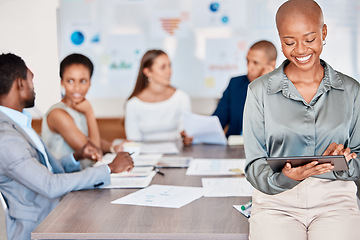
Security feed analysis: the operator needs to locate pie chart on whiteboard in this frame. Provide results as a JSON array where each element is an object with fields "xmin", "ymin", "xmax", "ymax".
[{"xmin": 71, "ymin": 31, "xmax": 84, "ymax": 45}]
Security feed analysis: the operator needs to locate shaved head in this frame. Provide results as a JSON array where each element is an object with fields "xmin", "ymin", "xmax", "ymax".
[
  {"xmin": 275, "ymin": 0, "xmax": 327, "ymax": 73},
  {"xmin": 276, "ymin": 0, "xmax": 324, "ymax": 31}
]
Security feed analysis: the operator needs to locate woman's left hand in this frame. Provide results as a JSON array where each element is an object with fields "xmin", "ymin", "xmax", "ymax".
[
  {"xmin": 323, "ymin": 142, "xmax": 357, "ymax": 162},
  {"xmin": 181, "ymin": 131, "xmax": 193, "ymax": 146}
]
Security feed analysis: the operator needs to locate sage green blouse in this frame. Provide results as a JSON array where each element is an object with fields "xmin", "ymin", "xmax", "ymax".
[{"xmin": 243, "ymin": 60, "xmax": 360, "ymax": 195}]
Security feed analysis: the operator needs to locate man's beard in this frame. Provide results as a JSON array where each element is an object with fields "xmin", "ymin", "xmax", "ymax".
[{"xmin": 24, "ymin": 91, "xmax": 35, "ymax": 108}]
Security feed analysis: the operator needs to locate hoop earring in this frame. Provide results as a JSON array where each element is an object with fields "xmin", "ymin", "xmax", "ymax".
[
  {"xmin": 323, "ymin": 40, "xmax": 326, "ymax": 46},
  {"xmin": 60, "ymin": 86, "xmax": 65, "ymax": 98}
]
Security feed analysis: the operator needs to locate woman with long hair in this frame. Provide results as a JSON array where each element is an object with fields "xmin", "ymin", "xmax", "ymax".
[{"xmin": 125, "ymin": 50, "xmax": 192, "ymax": 144}]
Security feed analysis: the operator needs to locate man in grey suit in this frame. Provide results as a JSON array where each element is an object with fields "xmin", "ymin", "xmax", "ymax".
[{"xmin": 0, "ymin": 53, "xmax": 134, "ymax": 240}]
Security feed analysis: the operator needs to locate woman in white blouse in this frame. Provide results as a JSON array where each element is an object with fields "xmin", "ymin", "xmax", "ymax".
[{"xmin": 125, "ymin": 49, "xmax": 192, "ymax": 144}]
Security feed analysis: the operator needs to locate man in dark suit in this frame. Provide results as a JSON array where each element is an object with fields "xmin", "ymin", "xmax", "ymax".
[
  {"xmin": 0, "ymin": 53, "xmax": 134, "ymax": 240},
  {"xmin": 213, "ymin": 40, "xmax": 277, "ymax": 137}
]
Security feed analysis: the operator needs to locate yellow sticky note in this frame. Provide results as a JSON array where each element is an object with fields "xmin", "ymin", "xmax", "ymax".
[{"xmin": 205, "ymin": 77, "xmax": 215, "ymax": 88}]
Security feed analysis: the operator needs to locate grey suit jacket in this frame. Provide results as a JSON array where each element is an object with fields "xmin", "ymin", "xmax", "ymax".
[{"xmin": 0, "ymin": 111, "xmax": 110, "ymax": 240}]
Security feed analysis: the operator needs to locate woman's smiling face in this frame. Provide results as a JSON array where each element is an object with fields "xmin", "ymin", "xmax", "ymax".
[
  {"xmin": 277, "ymin": 6, "xmax": 327, "ymax": 72},
  {"xmin": 61, "ymin": 64, "xmax": 91, "ymax": 104}
]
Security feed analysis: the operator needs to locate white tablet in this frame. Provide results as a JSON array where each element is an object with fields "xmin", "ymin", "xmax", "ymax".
[{"xmin": 266, "ymin": 155, "xmax": 348, "ymax": 172}]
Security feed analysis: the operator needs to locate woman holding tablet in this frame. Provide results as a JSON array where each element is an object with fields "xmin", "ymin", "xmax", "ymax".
[{"xmin": 243, "ymin": 0, "xmax": 360, "ymax": 239}]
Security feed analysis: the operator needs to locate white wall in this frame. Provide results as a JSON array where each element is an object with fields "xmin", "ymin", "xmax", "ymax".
[
  {"xmin": 1, "ymin": 0, "xmax": 359, "ymax": 119},
  {"xmin": 0, "ymin": 0, "xmax": 61, "ymax": 118},
  {"xmin": 0, "ymin": 0, "xmax": 219, "ymax": 118}
]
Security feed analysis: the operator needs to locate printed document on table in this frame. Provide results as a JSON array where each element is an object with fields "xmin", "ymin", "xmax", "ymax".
[
  {"xmin": 132, "ymin": 154, "xmax": 163, "ymax": 166},
  {"xmin": 183, "ymin": 112, "xmax": 227, "ymax": 145},
  {"xmin": 111, "ymin": 167, "xmax": 154, "ymax": 177},
  {"xmin": 156, "ymin": 156, "xmax": 192, "ymax": 168},
  {"xmin": 186, "ymin": 158, "xmax": 246, "ymax": 175},
  {"xmin": 202, "ymin": 178, "xmax": 253, "ymax": 197},
  {"xmin": 140, "ymin": 142, "xmax": 179, "ymax": 154},
  {"xmin": 101, "ymin": 171, "xmax": 156, "ymax": 189},
  {"xmin": 111, "ymin": 184, "xmax": 204, "ymax": 208},
  {"xmin": 93, "ymin": 153, "xmax": 163, "ymax": 167}
]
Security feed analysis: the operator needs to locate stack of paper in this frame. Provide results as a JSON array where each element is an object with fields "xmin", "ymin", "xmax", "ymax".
[
  {"xmin": 94, "ymin": 153, "xmax": 163, "ymax": 167},
  {"xmin": 94, "ymin": 153, "xmax": 160, "ymax": 188},
  {"xmin": 101, "ymin": 171, "xmax": 156, "ymax": 189},
  {"xmin": 156, "ymin": 156, "xmax": 192, "ymax": 168},
  {"xmin": 132, "ymin": 154, "xmax": 163, "ymax": 166},
  {"xmin": 111, "ymin": 167, "xmax": 154, "ymax": 177},
  {"xmin": 140, "ymin": 142, "xmax": 179, "ymax": 154}
]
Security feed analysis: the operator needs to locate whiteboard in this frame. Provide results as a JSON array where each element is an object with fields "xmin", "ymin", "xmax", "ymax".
[{"xmin": 59, "ymin": 0, "xmax": 360, "ymax": 99}]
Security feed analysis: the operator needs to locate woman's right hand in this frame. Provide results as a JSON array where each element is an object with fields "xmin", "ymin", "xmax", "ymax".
[
  {"xmin": 282, "ymin": 161, "xmax": 334, "ymax": 181},
  {"xmin": 73, "ymin": 141, "xmax": 103, "ymax": 162},
  {"xmin": 71, "ymin": 98, "xmax": 94, "ymax": 116},
  {"xmin": 322, "ymin": 142, "xmax": 357, "ymax": 162}
]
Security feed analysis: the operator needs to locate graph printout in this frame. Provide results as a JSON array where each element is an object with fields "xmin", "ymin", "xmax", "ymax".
[{"xmin": 111, "ymin": 184, "xmax": 204, "ymax": 208}]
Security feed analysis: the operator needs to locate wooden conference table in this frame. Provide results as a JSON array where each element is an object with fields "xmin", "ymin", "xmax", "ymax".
[{"xmin": 32, "ymin": 144, "xmax": 250, "ymax": 240}]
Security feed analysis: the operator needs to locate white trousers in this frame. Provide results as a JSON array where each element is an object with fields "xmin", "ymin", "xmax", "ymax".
[{"xmin": 249, "ymin": 177, "xmax": 360, "ymax": 240}]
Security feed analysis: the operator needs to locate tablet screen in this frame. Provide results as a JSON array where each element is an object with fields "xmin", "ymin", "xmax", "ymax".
[{"xmin": 266, "ymin": 155, "xmax": 348, "ymax": 172}]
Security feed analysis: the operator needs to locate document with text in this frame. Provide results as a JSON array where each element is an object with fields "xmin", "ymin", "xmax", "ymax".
[
  {"xmin": 101, "ymin": 171, "xmax": 156, "ymax": 189},
  {"xmin": 94, "ymin": 153, "xmax": 163, "ymax": 167},
  {"xmin": 111, "ymin": 166, "xmax": 154, "ymax": 178},
  {"xmin": 111, "ymin": 184, "xmax": 204, "ymax": 208}
]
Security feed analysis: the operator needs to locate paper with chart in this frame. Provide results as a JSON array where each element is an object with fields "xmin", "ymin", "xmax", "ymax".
[
  {"xmin": 101, "ymin": 171, "xmax": 156, "ymax": 189},
  {"xmin": 183, "ymin": 112, "xmax": 227, "ymax": 145},
  {"xmin": 186, "ymin": 158, "xmax": 246, "ymax": 175},
  {"xmin": 202, "ymin": 178, "xmax": 253, "ymax": 197},
  {"xmin": 111, "ymin": 184, "xmax": 204, "ymax": 208}
]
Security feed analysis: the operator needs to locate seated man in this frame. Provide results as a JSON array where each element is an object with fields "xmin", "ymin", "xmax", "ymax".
[
  {"xmin": 0, "ymin": 53, "xmax": 134, "ymax": 240},
  {"xmin": 213, "ymin": 40, "xmax": 277, "ymax": 137}
]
